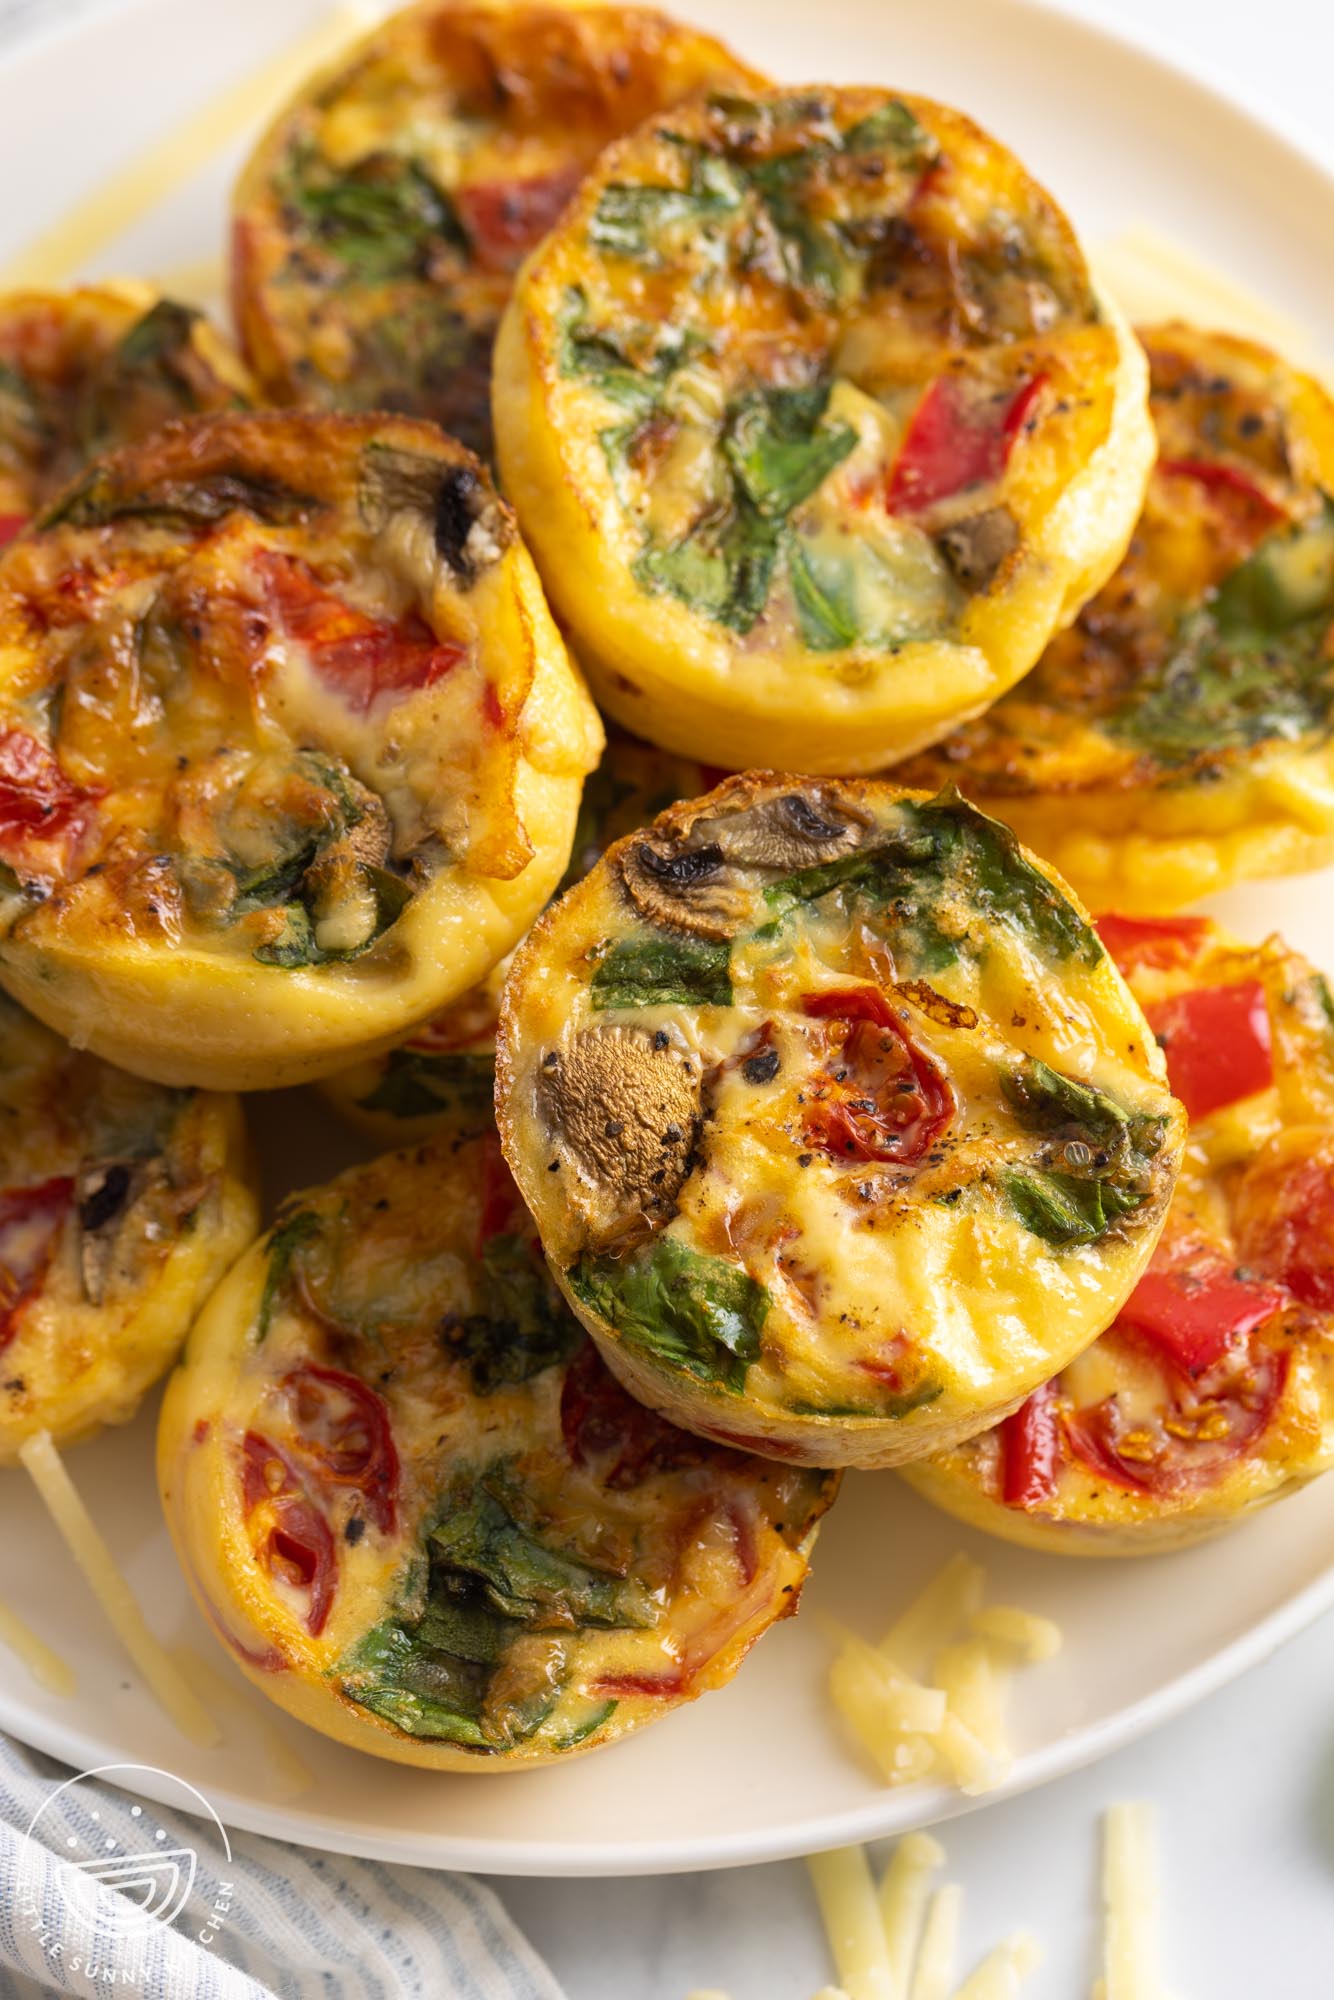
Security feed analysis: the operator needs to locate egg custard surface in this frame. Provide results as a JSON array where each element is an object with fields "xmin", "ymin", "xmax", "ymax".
[
  {"xmin": 904, "ymin": 914, "xmax": 1334, "ymax": 1550},
  {"xmin": 0, "ymin": 410, "xmax": 601, "ymax": 1089},
  {"xmin": 0, "ymin": 990, "xmax": 257, "ymax": 1459},
  {"xmin": 321, "ymin": 729, "xmax": 718, "ymax": 1140},
  {"xmin": 232, "ymin": 1, "xmax": 760, "ymax": 460},
  {"xmin": 900, "ymin": 324, "xmax": 1334, "ymax": 911},
  {"xmin": 157, "ymin": 1126, "xmax": 835, "ymax": 1769},
  {"xmin": 0, "ymin": 283, "xmax": 251, "ymax": 538},
  {"xmin": 495, "ymin": 84, "xmax": 1153, "ymax": 774},
  {"xmin": 497, "ymin": 775, "xmax": 1184, "ymax": 1468}
]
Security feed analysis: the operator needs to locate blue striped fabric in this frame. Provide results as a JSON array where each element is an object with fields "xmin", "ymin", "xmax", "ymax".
[{"xmin": 0, "ymin": 1736, "xmax": 568, "ymax": 2000}]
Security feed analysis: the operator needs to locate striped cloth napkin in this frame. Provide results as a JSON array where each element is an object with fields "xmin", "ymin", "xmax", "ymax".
[{"xmin": 0, "ymin": 1735, "xmax": 567, "ymax": 2000}]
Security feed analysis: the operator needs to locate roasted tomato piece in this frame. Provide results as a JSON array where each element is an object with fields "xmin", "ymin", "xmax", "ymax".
[
  {"xmin": 240, "ymin": 1430, "xmax": 337, "ymax": 1636},
  {"xmin": 802, "ymin": 987, "xmax": 954, "ymax": 1165},
  {"xmin": 0, "ymin": 1175, "xmax": 74, "ymax": 1348},
  {"xmin": 454, "ymin": 170, "xmax": 583, "ymax": 274},
  {"xmin": 0, "ymin": 729, "xmax": 99, "ymax": 878},
  {"xmin": 280, "ymin": 1364, "xmax": 400, "ymax": 1534},
  {"xmin": 256, "ymin": 549, "xmax": 465, "ymax": 714}
]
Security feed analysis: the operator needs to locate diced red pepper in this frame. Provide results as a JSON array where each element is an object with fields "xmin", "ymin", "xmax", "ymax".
[
  {"xmin": 1117, "ymin": 1242, "xmax": 1288, "ymax": 1376},
  {"xmin": 887, "ymin": 373, "xmax": 1046, "ymax": 516},
  {"xmin": 592, "ymin": 1668, "xmax": 685, "ymax": 1699},
  {"xmin": 0, "ymin": 1175, "xmax": 74, "ymax": 1350},
  {"xmin": 560, "ymin": 1340, "xmax": 706, "ymax": 1488},
  {"xmin": 1156, "ymin": 457, "xmax": 1285, "ymax": 526},
  {"xmin": 240, "ymin": 1430, "xmax": 336, "ymax": 1636},
  {"xmin": 256, "ymin": 549, "xmax": 465, "ymax": 715},
  {"xmin": 999, "ymin": 1381, "xmax": 1060, "ymax": 1509},
  {"xmin": 0, "ymin": 729, "xmax": 100, "ymax": 878},
  {"xmin": 1095, "ymin": 912, "xmax": 1210, "ymax": 973},
  {"xmin": 280, "ymin": 1363, "xmax": 400, "ymax": 1535},
  {"xmin": 801, "ymin": 987, "xmax": 954, "ymax": 1165},
  {"xmin": 454, "ymin": 168, "xmax": 583, "ymax": 274},
  {"xmin": 1145, "ymin": 979, "xmax": 1273, "ymax": 1123},
  {"xmin": 1239, "ymin": 1151, "xmax": 1334, "ymax": 1312},
  {"xmin": 0, "ymin": 513, "xmax": 27, "ymax": 548},
  {"xmin": 474, "ymin": 1132, "xmax": 527, "ymax": 1256}
]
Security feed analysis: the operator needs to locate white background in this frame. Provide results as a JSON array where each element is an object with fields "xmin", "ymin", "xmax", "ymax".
[{"xmin": 498, "ymin": 1, "xmax": 1334, "ymax": 1993}]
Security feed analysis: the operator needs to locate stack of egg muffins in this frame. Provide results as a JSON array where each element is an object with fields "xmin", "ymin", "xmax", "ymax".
[{"xmin": 0, "ymin": 0, "xmax": 1331, "ymax": 1772}]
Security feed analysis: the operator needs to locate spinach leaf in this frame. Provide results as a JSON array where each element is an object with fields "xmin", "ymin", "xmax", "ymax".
[
  {"xmin": 284, "ymin": 148, "xmax": 464, "ymax": 281},
  {"xmin": 441, "ymin": 1233, "xmax": 581, "ymax": 1392},
  {"xmin": 336, "ymin": 1619, "xmax": 492, "ymax": 1747},
  {"xmin": 789, "ymin": 539, "xmax": 863, "ymax": 650},
  {"xmin": 1000, "ymin": 1057, "xmax": 1133, "ymax": 1145},
  {"xmin": 906, "ymin": 790, "xmax": 1103, "ymax": 969},
  {"xmin": 41, "ymin": 468, "xmax": 313, "ymax": 532},
  {"xmin": 1001, "ymin": 1165, "xmax": 1149, "ymax": 1246},
  {"xmin": 634, "ymin": 503, "xmax": 780, "ymax": 634},
  {"xmin": 255, "ymin": 1209, "xmax": 321, "ymax": 1339},
  {"xmin": 428, "ymin": 1485, "xmax": 656, "ymax": 1629},
  {"xmin": 359, "ymin": 1049, "xmax": 495, "ymax": 1122},
  {"xmin": 588, "ymin": 149, "xmax": 746, "ymax": 261},
  {"xmin": 590, "ymin": 934, "xmax": 732, "ymax": 1009},
  {"xmin": 723, "ymin": 385, "xmax": 855, "ymax": 519},
  {"xmin": 252, "ymin": 903, "xmax": 319, "ymax": 968},
  {"xmin": 844, "ymin": 100, "xmax": 937, "ymax": 161},
  {"xmin": 569, "ymin": 1236, "xmax": 769, "ymax": 1394},
  {"xmin": 789, "ymin": 1380, "xmax": 942, "ymax": 1420},
  {"xmin": 1110, "ymin": 498, "xmax": 1334, "ymax": 762}
]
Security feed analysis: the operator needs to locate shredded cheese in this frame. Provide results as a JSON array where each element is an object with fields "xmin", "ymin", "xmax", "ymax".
[
  {"xmin": 879, "ymin": 1556, "xmax": 986, "ymax": 1678},
  {"xmin": 170, "ymin": 1644, "xmax": 313, "ymax": 1799},
  {"xmin": 910, "ymin": 1884, "xmax": 963, "ymax": 2000},
  {"xmin": 950, "ymin": 1933, "xmax": 1042, "ymax": 2000},
  {"xmin": 807, "ymin": 1846, "xmax": 900, "ymax": 2000},
  {"xmin": 19, "ymin": 1431, "xmax": 219, "ymax": 1748},
  {"xmin": 878, "ymin": 1832, "xmax": 945, "ymax": 1991},
  {"xmin": 932, "ymin": 1643, "xmax": 1011, "ymax": 1774},
  {"xmin": 969, "ymin": 1607, "xmax": 1062, "ymax": 1664},
  {"xmin": 0, "ymin": 1596, "xmax": 76, "ymax": 1697},
  {"xmin": 0, "ymin": 5, "xmax": 376, "ymax": 288},
  {"xmin": 1096, "ymin": 1803, "xmax": 1168, "ymax": 2000}
]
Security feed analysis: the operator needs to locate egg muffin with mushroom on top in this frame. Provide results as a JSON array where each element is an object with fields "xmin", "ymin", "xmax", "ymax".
[
  {"xmin": 497, "ymin": 774, "xmax": 1184, "ymax": 1469},
  {"xmin": 0, "ymin": 410, "xmax": 601, "ymax": 1089}
]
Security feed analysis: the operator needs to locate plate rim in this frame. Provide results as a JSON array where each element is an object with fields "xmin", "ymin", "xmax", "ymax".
[{"xmin": 1, "ymin": 0, "xmax": 1333, "ymax": 1878}]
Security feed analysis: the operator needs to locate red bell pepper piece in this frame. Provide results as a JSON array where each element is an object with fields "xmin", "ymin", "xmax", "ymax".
[
  {"xmin": 0, "ymin": 513, "xmax": 27, "ymax": 548},
  {"xmin": 0, "ymin": 1175, "xmax": 74, "ymax": 1350},
  {"xmin": 801, "ymin": 987, "xmax": 954, "ymax": 1165},
  {"xmin": 280, "ymin": 1363, "xmax": 400, "ymax": 1535},
  {"xmin": 1144, "ymin": 979, "xmax": 1273, "ymax": 1123},
  {"xmin": 256, "ymin": 550, "xmax": 465, "ymax": 715},
  {"xmin": 1095, "ymin": 912, "xmax": 1209, "ymax": 973},
  {"xmin": 454, "ymin": 168, "xmax": 583, "ymax": 274},
  {"xmin": 1117, "ymin": 1244, "xmax": 1287, "ymax": 1376},
  {"xmin": 999, "ymin": 1381, "xmax": 1060, "ymax": 1509},
  {"xmin": 1156, "ymin": 457, "xmax": 1285, "ymax": 525},
  {"xmin": 887, "ymin": 373, "xmax": 1046, "ymax": 515}
]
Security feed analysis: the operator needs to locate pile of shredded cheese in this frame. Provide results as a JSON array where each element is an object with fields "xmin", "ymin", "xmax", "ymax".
[
  {"xmin": 688, "ymin": 1803, "xmax": 1172, "ymax": 2000},
  {"xmin": 827, "ymin": 1554, "xmax": 1061, "ymax": 1797}
]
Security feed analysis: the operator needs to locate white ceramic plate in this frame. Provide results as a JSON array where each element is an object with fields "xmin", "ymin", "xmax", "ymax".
[{"xmin": 1, "ymin": 0, "xmax": 1332, "ymax": 1879}]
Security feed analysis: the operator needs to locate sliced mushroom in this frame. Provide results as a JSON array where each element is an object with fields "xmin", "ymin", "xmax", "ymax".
[
  {"xmin": 358, "ymin": 444, "xmax": 514, "ymax": 586},
  {"xmin": 537, "ymin": 1026, "xmax": 702, "ymax": 1252},
  {"xmin": 936, "ymin": 506, "xmax": 1018, "ymax": 590},
  {"xmin": 76, "ymin": 1157, "xmax": 150, "ymax": 1306},
  {"xmin": 619, "ymin": 781, "xmax": 873, "ymax": 940}
]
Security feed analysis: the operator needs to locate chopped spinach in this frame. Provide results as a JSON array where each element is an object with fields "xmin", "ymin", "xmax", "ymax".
[
  {"xmin": 337, "ymin": 1474, "xmax": 653, "ymax": 1749},
  {"xmin": 441, "ymin": 1233, "xmax": 581, "ymax": 1392},
  {"xmin": 1000, "ymin": 1057, "xmax": 1133, "ymax": 1144},
  {"xmin": 41, "ymin": 467, "xmax": 313, "ymax": 533},
  {"xmin": 844, "ymin": 100, "xmax": 937, "ymax": 161},
  {"xmin": 789, "ymin": 1379, "xmax": 942, "ymax": 1420},
  {"xmin": 283, "ymin": 147, "xmax": 465, "ymax": 281},
  {"xmin": 1000, "ymin": 1056, "xmax": 1166, "ymax": 1248},
  {"xmin": 1110, "ymin": 497, "xmax": 1334, "ymax": 763},
  {"xmin": 590, "ymin": 934, "xmax": 732, "ymax": 1009},
  {"xmin": 634, "ymin": 503, "xmax": 780, "ymax": 633},
  {"xmin": 255, "ymin": 1209, "xmax": 321, "ymax": 1339},
  {"xmin": 569, "ymin": 1235, "xmax": 769, "ymax": 1395},
  {"xmin": 789, "ymin": 539, "xmax": 864, "ymax": 651},
  {"xmin": 723, "ymin": 384, "xmax": 856, "ymax": 519},
  {"xmin": 252, "ymin": 903, "xmax": 319, "ymax": 969},
  {"xmin": 588, "ymin": 148, "xmax": 746, "ymax": 261},
  {"xmin": 1001, "ymin": 1165, "xmax": 1149, "ymax": 1246},
  {"xmin": 359, "ymin": 1049, "xmax": 495, "ymax": 1123}
]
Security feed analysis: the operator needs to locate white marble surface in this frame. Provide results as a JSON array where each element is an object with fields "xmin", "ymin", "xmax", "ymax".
[{"xmin": 495, "ymin": 0, "xmax": 1334, "ymax": 1993}]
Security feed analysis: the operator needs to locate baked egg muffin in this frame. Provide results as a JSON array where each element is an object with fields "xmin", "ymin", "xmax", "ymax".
[
  {"xmin": 496, "ymin": 775, "xmax": 1184, "ymax": 1468},
  {"xmin": 157, "ymin": 1125, "xmax": 835, "ymax": 1769},
  {"xmin": 899, "ymin": 324, "xmax": 1334, "ymax": 910},
  {"xmin": 232, "ymin": 1, "xmax": 761, "ymax": 459},
  {"xmin": 320, "ymin": 729, "xmax": 717, "ymax": 1139},
  {"xmin": 0, "ymin": 989, "xmax": 257, "ymax": 1459},
  {"xmin": 903, "ymin": 914, "xmax": 1334, "ymax": 1550},
  {"xmin": 494, "ymin": 84, "xmax": 1153, "ymax": 774},
  {"xmin": 0, "ymin": 410, "xmax": 602, "ymax": 1089},
  {"xmin": 0, "ymin": 283, "xmax": 251, "ymax": 542}
]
